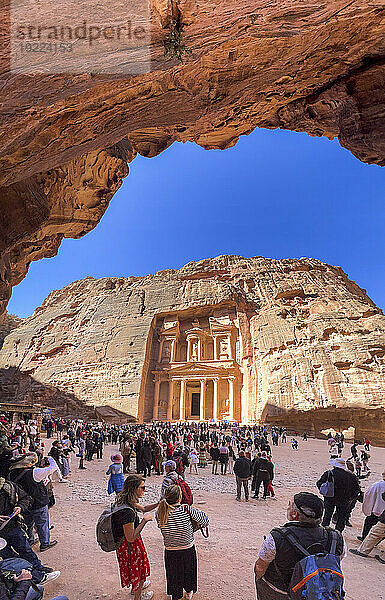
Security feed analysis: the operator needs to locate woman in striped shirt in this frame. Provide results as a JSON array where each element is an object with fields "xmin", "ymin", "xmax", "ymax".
[{"xmin": 156, "ymin": 485, "xmax": 209, "ymax": 600}]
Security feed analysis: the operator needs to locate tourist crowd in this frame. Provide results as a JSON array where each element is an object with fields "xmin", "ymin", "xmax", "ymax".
[{"xmin": 0, "ymin": 413, "xmax": 383, "ymax": 600}]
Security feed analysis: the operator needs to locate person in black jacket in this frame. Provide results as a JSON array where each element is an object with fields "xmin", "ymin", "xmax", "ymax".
[
  {"xmin": 252, "ymin": 452, "xmax": 274, "ymax": 500},
  {"xmin": 254, "ymin": 492, "xmax": 345, "ymax": 600},
  {"xmin": 317, "ymin": 457, "xmax": 361, "ymax": 532},
  {"xmin": 233, "ymin": 451, "xmax": 251, "ymax": 502},
  {"xmin": 140, "ymin": 440, "xmax": 153, "ymax": 478},
  {"xmin": 209, "ymin": 445, "xmax": 220, "ymax": 475}
]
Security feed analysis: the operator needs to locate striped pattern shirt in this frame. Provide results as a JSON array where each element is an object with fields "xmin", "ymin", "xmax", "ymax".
[{"xmin": 156, "ymin": 504, "xmax": 209, "ymax": 550}]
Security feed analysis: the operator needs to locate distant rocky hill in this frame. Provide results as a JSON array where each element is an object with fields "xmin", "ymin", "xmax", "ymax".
[{"xmin": 0, "ymin": 255, "xmax": 384, "ymax": 443}]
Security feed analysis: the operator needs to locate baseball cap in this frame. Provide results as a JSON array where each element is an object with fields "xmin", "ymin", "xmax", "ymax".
[
  {"xmin": 162, "ymin": 460, "xmax": 177, "ymax": 470},
  {"xmin": 294, "ymin": 492, "xmax": 324, "ymax": 519}
]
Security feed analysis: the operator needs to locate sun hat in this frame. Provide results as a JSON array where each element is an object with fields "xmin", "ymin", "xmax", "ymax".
[
  {"xmin": 0, "ymin": 538, "xmax": 6, "ymax": 551},
  {"xmin": 111, "ymin": 453, "xmax": 123, "ymax": 464},
  {"xmin": 9, "ymin": 452, "xmax": 38, "ymax": 470},
  {"xmin": 330, "ymin": 457, "xmax": 347, "ymax": 469}
]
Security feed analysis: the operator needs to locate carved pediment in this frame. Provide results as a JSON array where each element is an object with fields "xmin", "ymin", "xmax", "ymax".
[
  {"xmin": 185, "ymin": 326, "xmax": 210, "ymax": 338},
  {"xmin": 166, "ymin": 361, "xmax": 233, "ymax": 377}
]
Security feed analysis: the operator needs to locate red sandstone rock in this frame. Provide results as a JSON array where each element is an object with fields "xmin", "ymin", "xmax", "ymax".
[{"xmin": 0, "ymin": 1, "xmax": 384, "ymax": 314}]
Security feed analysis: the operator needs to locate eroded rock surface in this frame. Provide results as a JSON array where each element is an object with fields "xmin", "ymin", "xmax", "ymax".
[
  {"xmin": 0, "ymin": 1, "xmax": 384, "ymax": 316},
  {"xmin": 1, "ymin": 255, "xmax": 384, "ymax": 442}
]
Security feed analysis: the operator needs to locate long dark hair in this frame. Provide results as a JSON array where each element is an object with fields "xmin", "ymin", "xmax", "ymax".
[{"xmin": 117, "ymin": 474, "xmax": 144, "ymax": 507}]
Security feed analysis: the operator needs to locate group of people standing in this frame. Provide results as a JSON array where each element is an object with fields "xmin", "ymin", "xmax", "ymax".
[
  {"xmin": 1, "ymin": 412, "xmax": 384, "ymax": 600},
  {"xmin": 110, "ymin": 471, "xmax": 209, "ymax": 600}
]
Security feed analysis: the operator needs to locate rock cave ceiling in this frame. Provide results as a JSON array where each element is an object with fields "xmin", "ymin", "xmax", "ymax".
[{"xmin": 0, "ymin": 0, "xmax": 385, "ymax": 319}]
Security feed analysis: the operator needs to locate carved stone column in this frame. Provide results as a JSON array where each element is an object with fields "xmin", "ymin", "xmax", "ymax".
[
  {"xmin": 167, "ymin": 380, "xmax": 174, "ymax": 421},
  {"xmin": 187, "ymin": 339, "xmax": 191, "ymax": 361},
  {"xmin": 213, "ymin": 378, "xmax": 219, "ymax": 421},
  {"xmin": 171, "ymin": 339, "xmax": 176, "ymax": 362},
  {"xmin": 179, "ymin": 379, "xmax": 186, "ymax": 421},
  {"xmin": 229, "ymin": 377, "xmax": 235, "ymax": 421},
  {"xmin": 200, "ymin": 379, "xmax": 205, "ymax": 421},
  {"xmin": 213, "ymin": 336, "xmax": 218, "ymax": 360},
  {"xmin": 153, "ymin": 380, "xmax": 161, "ymax": 420}
]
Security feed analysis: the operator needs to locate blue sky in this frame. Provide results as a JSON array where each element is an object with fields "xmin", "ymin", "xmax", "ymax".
[{"xmin": 9, "ymin": 128, "xmax": 385, "ymax": 318}]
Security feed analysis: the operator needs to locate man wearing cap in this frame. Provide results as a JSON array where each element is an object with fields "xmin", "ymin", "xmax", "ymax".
[
  {"xmin": 317, "ymin": 457, "xmax": 361, "ymax": 532},
  {"xmin": 160, "ymin": 460, "xmax": 179, "ymax": 499},
  {"xmin": 8, "ymin": 453, "xmax": 59, "ymax": 552},
  {"xmin": 254, "ymin": 492, "xmax": 345, "ymax": 599}
]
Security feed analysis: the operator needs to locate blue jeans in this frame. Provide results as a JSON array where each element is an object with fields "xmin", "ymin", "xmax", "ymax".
[
  {"xmin": 24, "ymin": 505, "xmax": 50, "ymax": 546},
  {"xmin": 0, "ymin": 527, "xmax": 45, "ymax": 582},
  {"xmin": 26, "ymin": 586, "xmax": 69, "ymax": 600}
]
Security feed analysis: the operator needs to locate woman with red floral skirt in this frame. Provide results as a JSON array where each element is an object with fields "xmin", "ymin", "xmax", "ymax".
[{"xmin": 112, "ymin": 474, "xmax": 158, "ymax": 600}]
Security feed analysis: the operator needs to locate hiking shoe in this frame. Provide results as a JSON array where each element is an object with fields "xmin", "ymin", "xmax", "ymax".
[
  {"xmin": 40, "ymin": 540, "xmax": 58, "ymax": 552},
  {"xmin": 375, "ymin": 554, "xmax": 385, "ymax": 564},
  {"xmin": 40, "ymin": 571, "xmax": 61, "ymax": 584},
  {"xmin": 141, "ymin": 592, "xmax": 153, "ymax": 600},
  {"xmin": 131, "ymin": 579, "xmax": 150, "ymax": 595},
  {"xmin": 252, "ymin": 495, "xmax": 258, "ymax": 499},
  {"xmin": 40, "ymin": 567, "xmax": 53, "ymax": 573},
  {"xmin": 349, "ymin": 549, "xmax": 368, "ymax": 558},
  {"xmin": 236, "ymin": 497, "xmax": 241, "ymax": 502},
  {"xmin": 185, "ymin": 592, "xmax": 194, "ymax": 600}
]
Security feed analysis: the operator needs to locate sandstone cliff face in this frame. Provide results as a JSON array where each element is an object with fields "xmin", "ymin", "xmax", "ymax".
[
  {"xmin": 0, "ymin": 256, "xmax": 384, "ymax": 442},
  {"xmin": 0, "ymin": 1, "xmax": 384, "ymax": 316}
]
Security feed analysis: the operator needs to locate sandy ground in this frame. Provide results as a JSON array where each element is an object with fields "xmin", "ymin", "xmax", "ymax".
[{"xmin": 40, "ymin": 438, "xmax": 385, "ymax": 600}]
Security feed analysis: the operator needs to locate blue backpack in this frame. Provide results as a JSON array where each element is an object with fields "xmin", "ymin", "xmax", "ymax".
[{"xmin": 281, "ymin": 529, "xmax": 345, "ymax": 600}]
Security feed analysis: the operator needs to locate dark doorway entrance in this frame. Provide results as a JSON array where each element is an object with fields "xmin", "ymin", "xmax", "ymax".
[{"xmin": 191, "ymin": 392, "xmax": 200, "ymax": 416}]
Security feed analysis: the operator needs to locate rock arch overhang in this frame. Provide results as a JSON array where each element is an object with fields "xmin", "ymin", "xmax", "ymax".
[{"xmin": 0, "ymin": 0, "xmax": 384, "ymax": 317}]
